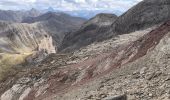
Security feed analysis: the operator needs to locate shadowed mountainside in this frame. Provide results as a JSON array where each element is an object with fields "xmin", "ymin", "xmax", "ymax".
[
  {"xmin": 112, "ymin": 0, "xmax": 170, "ymax": 34},
  {"xmin": 60, "ymin": 13, "xmax": 118, "ymax": 52}
]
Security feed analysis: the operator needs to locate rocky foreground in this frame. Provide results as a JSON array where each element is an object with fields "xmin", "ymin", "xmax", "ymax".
[{"xmin": 1, "ymin": 21, "xmax": 170, "ymax": 100}]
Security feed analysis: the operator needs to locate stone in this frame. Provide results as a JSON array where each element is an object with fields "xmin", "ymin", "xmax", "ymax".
[
  {"xmin": 140, "ymin": 67, "xmax": 147, "ymax": 75},
  {"xmin": 17, "ymin": 77, "xmax": 31, "ymax": 84},
  {"xmin": 87, "ymin": 95, "xmax": 93, "ymax": 99},
  {"xmin": 165, "ymin": 76, "xmax": 170, "ymax": 81},
  {"xmin": 132, "ymin": 74, "xmax": 140, "ymax": 79},
  {"xmin": 1, "ymin": 89, "xmax": 13, "ymax": 100},
  {"xmin": 104, "ymin": 94, "xmax": 127, "ymax": 100},
  {"xmin": 1, "ymin": 84, "xmax": 25, "ymax": 100},
  {"xmin": 99, "ymin": 93, "xmax": 107, "ymax": 98},
  {"xmin": 148, "ymin": 93, "xmax": 153, "ymax": 97},
  {"xmin": 19, "ymin": 87, "xmax": 32, "ymax": 100},
  {"xmin": 35, "ymin": 84, "xmax": 49, "ymax": 97},
  {"xmin": 146, "ymin": 72, "xmax": 156, "ymax": 80}
]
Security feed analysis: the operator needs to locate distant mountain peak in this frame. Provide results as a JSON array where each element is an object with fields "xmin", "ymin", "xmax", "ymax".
[
  {"xmin": 29, "ymin": 8, "xmax": 39, "ymax": 13},
  {"xmin": 40, "ymin": 12, "xmax": 69, "ymax": 20},
  {"xmin": 94, "ymin": 13, "xmax": 117, "ymax": 19},
  {"xmin": 47, "ymin": 7, "xmax": 55, "ymax": 12},
  {"xmin": 83, "ymin": 13, "xmax": 117, "ymax": 27},
  {"xmin": 27, "ymin": 8, "xmax": 41, "ymax": 17},
  {"xmin": 30, "ymin": 8, "xmax": 37, "ymax": 11}
]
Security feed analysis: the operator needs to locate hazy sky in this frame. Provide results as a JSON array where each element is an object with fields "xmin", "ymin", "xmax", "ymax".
[{"xmin": 0, "ymin": 0, "xmax": 143, "ymax": 11}]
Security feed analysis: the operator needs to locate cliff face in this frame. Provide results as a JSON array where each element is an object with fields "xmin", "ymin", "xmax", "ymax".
[{"xmin": 38, "ymin": 36, "xmax": 56, "ymax": 54}]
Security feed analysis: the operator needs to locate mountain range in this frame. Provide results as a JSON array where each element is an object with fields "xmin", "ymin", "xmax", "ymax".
[
  {"xmin": 1, "ymin": 0, "xmax": 170, "ymax": 100},
  {"xmin": 63, "ymin": 9, "xmax": 122, "ymax": 19},
  {"xmin": 0, "ymin": 11, "xmax": 86, "ymax": 64},
  {"xmin": 0, "ymin": 8, "xmax": 41, "ymax": 22},
  {"xmin": 42, "ymin": 7, "xmax": 123, "ymax": 19}
]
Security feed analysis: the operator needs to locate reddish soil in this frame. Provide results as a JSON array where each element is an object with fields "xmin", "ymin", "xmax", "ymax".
[{"xmin": 25, "ymin": 21, "xmax": 170, "ymax": 100}]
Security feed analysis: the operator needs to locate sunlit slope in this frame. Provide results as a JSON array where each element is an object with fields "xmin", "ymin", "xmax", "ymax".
[
  {"xmin": 0, "ymin": 21, "xmax": 56, "ymax": 81},
  {"xmin": 0, "ymin": 21, "xmax": 56, "ymax": 54},
  {"xmin": 0, "ymin": 53, "xmax": 32, "ymax": 81}
]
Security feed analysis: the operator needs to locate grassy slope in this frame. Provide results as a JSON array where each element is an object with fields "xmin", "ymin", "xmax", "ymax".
[{"xmin": 0, "ymin": 53, "xmax": 31, "ymax": 81}]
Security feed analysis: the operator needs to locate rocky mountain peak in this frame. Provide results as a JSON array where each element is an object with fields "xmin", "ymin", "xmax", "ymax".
[
  {"xmin": 30, "ymin": 8, "xmax": 37, "ymax": 12},
  {"xmin": 59, "ymin": 13, "xmax": 118, "ymax": 52},
  {"xmin": 46, "ymin": 7, "xmax": 55, "ymax": 12},
  {"xmin": 82, "ymin": 13, "xmax": 117, "ymax": 27},
  {"xmin": 27, "ymin": 8, "xmax": 41, "ymax": 18}
]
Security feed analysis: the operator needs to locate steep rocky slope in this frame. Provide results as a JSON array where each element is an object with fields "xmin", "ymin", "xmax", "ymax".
[
  {"xmin": 60, "ymin": 13, "xmax": 117, "ymax": 52},
  {"xmin": 0, "ymin": 9, "xmax": 41, "ymax": 22},
  {"xmin": 112, "ymin": 0, "xmax": 170, "ymax": 34},
  {"xmin": 61, "ymin": 21, "xmax": 170, "ymax": 100}
]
